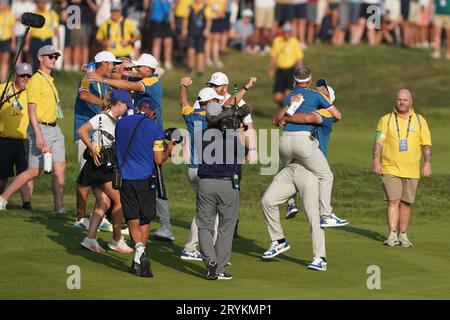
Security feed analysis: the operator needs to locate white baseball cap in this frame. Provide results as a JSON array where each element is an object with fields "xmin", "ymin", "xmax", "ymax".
[
  {"xmin": 132, "ymin": 53, "xmax": 158, "ymax": 69},
  {"xmin": 193, "ymin": 87, "xmax": 224, "ymax": 109},
  {"xmin": 327, "ymin": 86, "xmax": 335, "ymax": 103},
  {"xmin": 207, "ymin": 72, "xmax": 229, "ymax": 86},
  {"xmin": 94, "ymin": 51, "xmax": 121, "ymax": 63},
  {"xmin": 242, "ymin": 9, "xmax": 253, "ymax": 18}
]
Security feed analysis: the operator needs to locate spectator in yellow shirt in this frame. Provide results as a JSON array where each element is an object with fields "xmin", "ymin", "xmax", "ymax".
[
  {"xmin": 0, "ymin": 1, "xmax": 15, "ymax": 82},
  {"xmin": 0, "ymin": 63, "xmax": 33, "ymax": 210},
  {"xmin": 96, "ymin": 2, "xmax": 141, "ymax": 58},
  {"xmin": 373, "ymin": 89, "xmax": 432, "ymax": 248},
  {"xmin": 268, "ymin": 23, "xmax": 304, "ymax": 107},
  {"xmin": 25, "ymin": 0, "xmax": 59, "ymax": 71}
]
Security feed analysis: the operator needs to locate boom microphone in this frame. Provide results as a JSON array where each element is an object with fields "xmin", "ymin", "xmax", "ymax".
[{"xmin": 21, "ymin": 12, "xmax": 46, "ymax": 28}]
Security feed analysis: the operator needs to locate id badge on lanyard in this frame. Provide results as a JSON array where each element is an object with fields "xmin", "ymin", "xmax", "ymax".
[
  {"xmin": 394, "ymin": 113, "xmax": 411, "ymax": 152},
  {"xmin": 399, "ymin": 139, "xmax": 408, "ymax": 152}
]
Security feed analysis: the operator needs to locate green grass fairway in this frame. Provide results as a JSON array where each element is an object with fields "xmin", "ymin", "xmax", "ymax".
[{"xmin": 1, "ymin": 44, "xmax": 450, "ymax": 299}]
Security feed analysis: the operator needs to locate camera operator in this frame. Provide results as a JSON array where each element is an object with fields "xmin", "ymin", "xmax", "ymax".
[
  {"xmin": 196, "ymin": 101, "xmax": 249, "ymax": 281},
  {"xmin": 115, "ymin": 97, "xmax": 175, "ymax": 278},
  {"xmin": 77, "ymin": 89, "xmax": 134, "ymax": 254}
]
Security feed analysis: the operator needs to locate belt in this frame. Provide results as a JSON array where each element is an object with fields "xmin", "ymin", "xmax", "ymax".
[
  {"xmin": 39, "ymin": 122, "xmax": 57, "ymax": 127},
  {"xmin": 199, "ymin": 176, "xmax": 231, "ymax": 180}
]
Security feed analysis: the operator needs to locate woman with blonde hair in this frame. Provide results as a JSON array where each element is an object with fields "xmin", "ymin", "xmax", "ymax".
[{"xmin": 77, "ymin": 89, "xmax": 134, "ymax": 254}]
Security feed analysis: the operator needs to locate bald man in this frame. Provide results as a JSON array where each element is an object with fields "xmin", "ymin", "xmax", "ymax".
[{"xmin": 373, "ymin": 89, "xmax": 432, "ymax": 248}]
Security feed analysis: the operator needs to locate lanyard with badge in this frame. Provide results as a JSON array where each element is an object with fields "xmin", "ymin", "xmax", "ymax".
[
  {"xmin": 394, "ymin": 113, "xmax": 412, "ymax": 152},
  {"xmin": 7, "ymin": 83, "xmax": 24, "ymax": 116},
  {"xmin": 37, "ymin": 71, "xmax": 64, "ymax": 119}
]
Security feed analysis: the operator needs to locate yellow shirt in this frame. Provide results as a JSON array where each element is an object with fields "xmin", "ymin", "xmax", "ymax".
[
  {"xmin": 271, "ymin": 36, "xmax": 304, "ymax": 69},
  {"xmin": 96, "ymin": 18, "xmax": 140, "ymax": 57},
  {"xmin": 205, "ymin": 0, "xmax": 226, "ymax": 19},
  {"xmin": 174, "ymin": 0, "xmax": 192, "ymax": 18},
  {"xmin": 27, "ymin": 70, "xmax": 60, "ymax": 123},
  {"xmin": 30, "ymin": 9, "xmax": 59, "ymax": 40},
  {"xmin": 0, "ymin": 82, "xmax": 29, "ymax": 139},
  {"xmin": 0, "ymin": 11, "xmax": 15, "ymax": 41},
  {"xmin": 375, "ymin": 109, "xmax": 432, "ymax": 179}
]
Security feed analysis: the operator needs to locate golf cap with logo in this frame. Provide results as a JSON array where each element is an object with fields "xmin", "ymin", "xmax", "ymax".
[
  {"xmin": 207, "ymin": 72, "xmax": 229, "ymax": 86},
  {"xmin": 111, "ymin": 89, "xmax": 133, "ymax": 109},
  {"xmin": 132, "ymin": 53, "xmax": 158, "ymax": 69},
  {"xmin": 37, "ymin": 45, "xmax": 61, "ymax": 57},
  {"xmin": 316, "ymin": 79, "xmax": 335, "ymax": 103},
  {"xmin": 138, "ymin": 97, "xmax": 158, "ymax": 110},
  {"xmin": 193, "ymin": 87, "xmax": 224, "ymax": 109},
  {"xmin": 15, "ymin": 63, "xmax": 33, "ymax": 76},
  {"xmin": 94, "ymin": 51, "xmax": 121, "ymax": 63},
  {"xmin": 242, "ymin": 9, "xmax": 253, "ymax": 18}
]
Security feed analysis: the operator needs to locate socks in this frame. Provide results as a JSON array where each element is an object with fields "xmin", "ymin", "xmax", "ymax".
[
  {"xmin": 276, "ymin": 238, "xmax": 286, "ymax": 244},
  {"xmin": 134, "ymin": 242, "xmax": 145, "ymax": 263}
]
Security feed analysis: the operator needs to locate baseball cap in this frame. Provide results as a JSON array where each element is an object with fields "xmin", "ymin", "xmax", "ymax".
[
  {"xmin": 242, "ymin": 8, "xmax": 253, "ymax": 18},
  {"xmin": 316, "ymin": 79, "xmax": 335, "ymax": 103},
  {"xmin": 111, "ymin": 2, "xmax": 122, "ymax": 11},
  {"xmin": 132, "ymin": 53, "xmax": 158, "ymax": 69},
  {"xmin": 282, "ymin": 23, "xmax": 292, "ymax": 33},
  {"xmin": 138, "ymin": 97, "xmax": 158, "ymax": 110},
  {"xmin": 193, "ymin": 87, "xmax": 224, "ymax": 109},
  {"xmin": 94, "ymin": 51, "xmax": 121, "ymax": 63},
  {"xmin": 111, "ymin": 89, "xmax": 133, "ymax": 109},
  {"xmin": 207, "ymin": 72, "xmax": 229, "ymax": 86},
  {"xmin": 15, "ymin": 63, "xmax": 33, "ymax": 76},
  {"xmin": 37, "ymin": 45, "xmax": 61, "ymax": 57}
]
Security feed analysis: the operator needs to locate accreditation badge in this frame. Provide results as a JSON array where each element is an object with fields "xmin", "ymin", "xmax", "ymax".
[
  {"xmin": 399, "ymin": 139, "xmax": 408, "ymax": 152},
  {"xmin": 56, "ymin": 103, "xmax": 64, "ymax": 119}
]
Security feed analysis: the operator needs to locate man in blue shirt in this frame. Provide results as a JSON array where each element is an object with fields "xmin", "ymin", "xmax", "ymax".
[
  {"xmin": 73, "ymin": 51, "xmax": 119, "ymax": 230},
  {"xmin": 272, "ymin": 69, "xmax": 346, "ymax": 228},
  {"xmin": 115, "ymin": 98, "xmax": 174, "ymax": 278},
  {"xmin": 178, "ymin": 77, "xmax": 224, "ymax": 261}
]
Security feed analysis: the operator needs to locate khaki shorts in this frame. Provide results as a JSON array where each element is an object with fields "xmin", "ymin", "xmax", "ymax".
[
  {"xmin": 381, "ymin": 174, "xmax": 419, "ymax": 204},
  {"xmin": 255, "ymin": 7, "xmax": 275, "ymax": 29},
  {"xmin": 434, "ymin": 15, "xmax": 450, "ymax": 29}
]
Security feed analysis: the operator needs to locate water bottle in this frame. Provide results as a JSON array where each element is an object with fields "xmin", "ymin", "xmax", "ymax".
[
  {"xmin": 87, "ymin": 62, "xmax": 96, "ymax": 83},
  {"xmin": 43, "ymin": 147, "xmax": 52, "ymax": 174}
]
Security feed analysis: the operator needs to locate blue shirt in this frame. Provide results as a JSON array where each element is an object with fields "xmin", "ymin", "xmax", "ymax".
[
  {"xmin": 115, "ymin": 113, "xmax": 165, "ymax": 180},
  {"xmin": 150, "ymin": 0, "xmax": 173, "ymax": 22},
  {"xmin": 133, "ymin": 75, "xmax": 163, "ymax": 127},
  {"xmin": 73, "ymin": 76, "xmax": 110, "ymax": 141},
  {"xmin": 315, "ymin": 112, "xmax": 334, "ymax": 156},
  {"xmin": 182, "ymin": 105, "xmax": 209, "ymax": 168},
  {"xmin": 283, "ymin": 87, "xmax": 332, "ymax": 133}
]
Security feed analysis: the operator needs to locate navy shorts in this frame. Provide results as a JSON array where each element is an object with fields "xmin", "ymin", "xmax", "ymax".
[
  {"xmin": 275, "ymin": 4, "xmax": 294, "ymax": 24},
  {"xmin": 0, "ymin": 39, "xmax": 11, "ymax": 53},
  {"xmin": 151, "ymin": 21, "xmax": 173, "ymax": 38},
  {"xmin": 187, "ymin": 35, "xmax": 205, "ymax": 53},
  {"xmin": 211, "ymin": 18, "xmax": 225, "ymax": 33},
  {"xmin": 274, "ymin": 67, "xmax": 295, "ymax": 93},
  {"xmin": 0, "ymin": 137, "xmax": 28, "ymax": 179},
  {"xmin": 120, "ymin": 179, "xmax": 156, "ymax": 225},
  {"xmin": 294, "ymin": 3, "xmax": 308, "ymax": 19}
]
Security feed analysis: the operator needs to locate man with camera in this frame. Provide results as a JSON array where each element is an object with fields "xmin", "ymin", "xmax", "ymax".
[
  {"xmin": 195, "ymin": 100, "xmax": 250, "ymax": 280},
  {"xmin": 114, "ymin": 97, "xmax": 176, "ymax": 277}
]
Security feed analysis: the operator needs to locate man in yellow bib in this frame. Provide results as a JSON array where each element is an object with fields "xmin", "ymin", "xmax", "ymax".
[{"xmin": 373, "ymin": 89, "xmax": 432, "ymax": 248}]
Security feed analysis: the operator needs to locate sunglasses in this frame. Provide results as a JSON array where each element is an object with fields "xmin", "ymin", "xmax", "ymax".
[
  {"xmin": 124, "ymin": 67, "xmax": 134, "ymax": 71},
  {"xmin": 45, "ymin": 54, "xmax": 59, "ymax": 61},
  {"xmin": 18, "ymin": 74, "xmax": 32, "ymax": 78}
]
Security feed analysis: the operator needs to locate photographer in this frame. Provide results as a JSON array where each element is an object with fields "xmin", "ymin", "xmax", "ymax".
[
  {"xmin": 77, "ymin": 89, "xmax": 134, "ymax": 254},
  {"xmin": 115, "ymin": 97, "xmax": 175, "ymax": 278},
  {"xmin": 196, "ymin": 101, "xmax": 249, "ymax": 281}
]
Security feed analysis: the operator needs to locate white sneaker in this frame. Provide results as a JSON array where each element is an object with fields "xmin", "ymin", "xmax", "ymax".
[
  {"xmin": 214, "ymin": 60, "xmax": 224, "ymax": 68},
  {"xmin": 99, "ymin": 217, "xmax": 113, "ymax": 232},
  {"xmin": 261, "ymin": 240, "xmax": 290, "ymax": 259},
  {"xmin": 431, "ymin": 51, "xmax": 441, "ymax": 59},
  {"xmin": 108, "ymin": 237, "xmax": 134, "ymax": 253},
  {"xmin": 307, "ymin": 257, "xmax": 327, "ymax": 271},
  {"xmin": 121, "ymin": 227, "xmax": 129, "ymax": 236},
  {"xmin": 384, "ymin": 231, "xmax": 399, "ymax": 247},
  {"xmin": 73, "ymin": 217, "xmax": 90, "ymax": 230},
  {"xmin": 206, "ymin": 58, "xmax": 213, "ymax": 67},
  {"xmin": 180, "ymin": 249, "xmax": 203, "ymax": 261},
  {"xmin": 81, "ymin": 237, "xmax": 105, "ymax": 253},
  {"xmin": 0, "ymin": 196, "xmax": 8, "ymax": 210},
  {"xmin": 398, "ymin": 232, "xmax": 414, "ymax": 248},
  {"xmin": 56, "ymin": 208, "xmax": 67, "ymax": 215},
  {"xmin": 164, "ymin": 61, "xmax": 173, "ymax": 70},
  {"xmin": 320, "ymin": 214, "xmax": 349, "ymax": 228}
]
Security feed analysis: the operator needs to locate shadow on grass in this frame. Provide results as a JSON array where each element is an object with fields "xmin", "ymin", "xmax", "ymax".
[{"xmin": 333, "ymin": 225, "xmax": 385, "ymax": 242}]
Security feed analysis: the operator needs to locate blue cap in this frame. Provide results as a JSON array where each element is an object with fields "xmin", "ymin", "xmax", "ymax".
[
  {"xmin": 138, "ymin": 97, "xmax": 158, "ymax": 110},
  {"xmin": 111, "ymin": 89, "xmax": 133, "ymax": 109},
  {"xmin": 316, "ymin": 79, "xmax": 328, "ymax": 88}
]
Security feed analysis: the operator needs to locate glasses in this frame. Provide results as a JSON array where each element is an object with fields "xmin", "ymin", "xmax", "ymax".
[
  {"xmin": 18, "ymin": 74, "xmax": 32, "ymax": 78},
  {"xmin": 124, "ymin": 67, "xmax": 134, "ymax": 71},
  {"xmin": 45, "ymin": 54, "xmax": 59, "ymax": 61}
]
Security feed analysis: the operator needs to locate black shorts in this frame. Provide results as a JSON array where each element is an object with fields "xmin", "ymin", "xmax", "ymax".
[
  {"xmin": 120, "ymin": 179, "xmax": 156, "ymax": 225},
  {"xmin": 275, "ymin": 4, "xmax": 294, "ymax": 24},
  {"xmin": 401, "ymin": 0, "xmax": 410, "ymax": 20},
  {"xmin": 187, "ymin": 35, "xmax": 205, "ymax": 53},
  {"xmin": 0, "ymin": 137, "xmax": 28, "ymax": 179},
  {"xmin": 76, "ymin": 158, "xmax": 113, "ymax": 187},
  {"xmin": 151, "ymin": 21, "xmax": 173, "ymax": 38},
  {"xmin": 273, "ymin": 67, "xmax": 295, "ymax": 93},
  {"xmin": 294, "ymin": 3, "xmax": 308, "ymax": 19},
  {"xmin": 223, "ymin": 12, "xmax": 231, "ymax": 31},
  {"xmin": 0, "ymin": 39, "xmax": 11, "ymax": 53},
  {"xmin": 211, "ymin": 18, "xmax": 225, "ymax": 33},
  {"xmin": 329, "ymin": 3, "xmax": 340, "ymax": 11}
]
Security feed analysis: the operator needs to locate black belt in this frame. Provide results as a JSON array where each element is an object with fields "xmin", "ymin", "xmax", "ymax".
[{"xmin": 39, "ymin": 122, "xmax": 56, "ymax": 127}]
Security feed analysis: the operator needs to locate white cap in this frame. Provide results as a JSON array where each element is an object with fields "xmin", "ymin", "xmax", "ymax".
[
  {"xmin": 193, "ymin": 87, "xmax": 224, "ymax": 109},
  {"xmin": 207, "ymin": 72, "xmax": 229, "ymax": 86},
  {"xmin": 242, "ymin": 9, "xmax": 253, "ymax": 18},
  {"xmin": 327, "ymin": 86, "xmax": 335, "ymax": 103},
  {"xmin": 132, "ymin": 53, "xmax": 158, "ymax": 69},
  {"xmin": 94, "ymin": 51, "xmax": 121, "ymax": 63}
]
